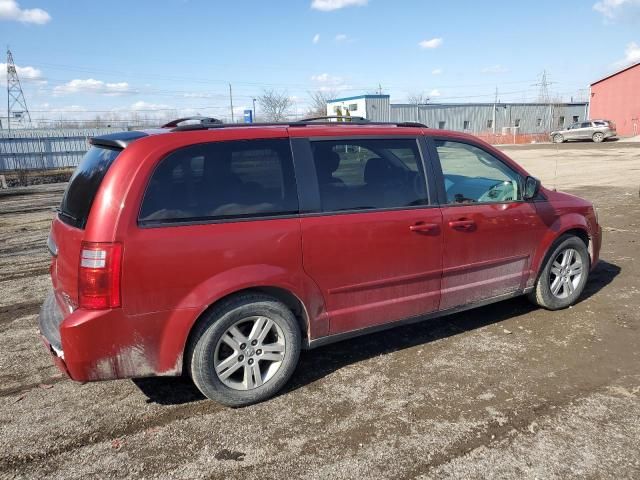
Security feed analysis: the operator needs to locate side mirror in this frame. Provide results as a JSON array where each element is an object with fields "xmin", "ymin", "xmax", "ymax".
[{"xmin": 523, "ymin": 176, "xmax": 541, "ymax": 200}]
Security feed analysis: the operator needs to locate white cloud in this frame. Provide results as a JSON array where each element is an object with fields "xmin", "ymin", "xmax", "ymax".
[
  {"xmin": 311, "ymin": 0, "xmax": 368, "ymax": 11},
  {"xmin": 335, "ymin": 33, "xmax": 348, "ymax": 42},
  {"xmin": 429, "ymin": 89, "xmax": 441, "ymax": 97},
  {"xmin": 419, "ymin": 38, "xmax": 443, "ymax": 49},
  {"xmin": 53, "ymin": 78, "xmax": 134, "ymax": 96},
  {"xmin": 311, "ymin": 73, "xmax": 343, "ymax": 84},
  {"xmin": 313, "ymin": 33, "xmax": 320, "ymax": 44},
  {"xmin": 129, "ymin": 101, "xmax": 171, "ymax": 111},
  {"xmin": 431, "ymin": 68, "xmax": 443, "ymax": 75},
  {"xmin": 481, "ymin": 64, "xmax": 509, "ymax": 74},
  {"xmin": 0, "ymin": 0, "xmax": 50, "ymax": 24},
  {"xmin": 311, "ymin": 73, "xmax": 350, "ymax": 92},
  {"xmin": 0, "ymin": 63, "xmax": 45, "ymax": 84},
  {"xmin": 593, "ymin": 0, "xmax": 640, "ymax": 18},
  {"xmin": 35, "ymin": 104, "xmax": 88, "ymax": 114},
  {"xmin": 622, "ymin": 41, "xmax": 640, "ymax": 64}
]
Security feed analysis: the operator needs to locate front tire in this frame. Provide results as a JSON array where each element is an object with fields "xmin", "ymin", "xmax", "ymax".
[
  {"xmin": 189, "ymin": 293, "xmax": 301, "ymax": 407},
  {"xmin": 553, "ymin": 134, "xmax": 564, "ymax": 144},
  {"xmin": 529, "ymin": 235, "xmax": 590, "ymax": 310}
]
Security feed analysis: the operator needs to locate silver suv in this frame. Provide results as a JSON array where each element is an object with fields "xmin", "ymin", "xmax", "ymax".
[{"xmin": 550, "ymin": 120, "xmax": 617, "ymax": 144}]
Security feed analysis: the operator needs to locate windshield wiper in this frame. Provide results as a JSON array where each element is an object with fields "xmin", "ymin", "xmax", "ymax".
[{"xmin": 55, "ymin": 207, "xmax": 81, "ymax": 224}]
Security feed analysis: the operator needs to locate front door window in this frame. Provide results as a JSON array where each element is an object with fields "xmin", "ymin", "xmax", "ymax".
[{"xmin": 435, "ymin": 140, "xmax": 522, "ymax": 204}]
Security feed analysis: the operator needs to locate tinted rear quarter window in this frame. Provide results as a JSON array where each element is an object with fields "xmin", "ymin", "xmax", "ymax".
[
  {"xmin": 59, "ymin": 146, "xmax": 121, "ymax": 228},
  {"xmin": 139, "ymin": 139, "xmax": 298, "ymax": 225}
]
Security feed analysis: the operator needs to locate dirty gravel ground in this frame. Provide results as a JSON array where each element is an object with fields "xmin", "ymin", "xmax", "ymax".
[{"xmin": 0, "ymin": 143, "xmax": 639, "ymax": 479}]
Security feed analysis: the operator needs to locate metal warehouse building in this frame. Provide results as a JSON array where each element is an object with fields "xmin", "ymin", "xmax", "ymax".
[
  {"xmin": 327, "ymin": 95, "xmax": 588, "ymax": 135},
  {"xmin": 589, "ymin": 62, "xmax": 640, "ymax": 137}
]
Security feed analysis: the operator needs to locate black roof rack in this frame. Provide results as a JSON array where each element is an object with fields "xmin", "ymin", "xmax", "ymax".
[
  {"xmin": 299, "ymin": 115, "xmax": 370, "ymax": 123},
  {"xmin": 163, "ymin": 117, "xmax": 428, "ymax": 132},
  {"xmin": 162, "ymin": 116, "xmax": 223, "ymax": 128}
]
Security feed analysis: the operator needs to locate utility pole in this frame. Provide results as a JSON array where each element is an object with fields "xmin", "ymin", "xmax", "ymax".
[
  {"xmin": 377, "ymin": 83, "xmax": 383, "ymax": 95},
  {"xmin": 252, "ymin": 98, "xmax": 257, "ymax": 122},
  {"xmin": 6, "ymin": 48, "xmax": 33, "ymax": 132},
  {"xmin": 229, "ymin": 83, "xmax": 234, "ymax": 123}
]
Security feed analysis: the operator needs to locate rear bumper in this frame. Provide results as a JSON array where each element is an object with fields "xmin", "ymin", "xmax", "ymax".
[
  {"xmin": 38, "ymin": 289, "xmax": 187, "ymax": 382},
  {"xmin": 38, "ymin": 291, "xmax": 70, "ymax": 377}
]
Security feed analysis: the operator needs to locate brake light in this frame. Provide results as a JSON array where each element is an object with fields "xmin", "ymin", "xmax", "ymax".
[{"xmin": 78, "ymin": 242, "xmax": 123, "ymax": 310}]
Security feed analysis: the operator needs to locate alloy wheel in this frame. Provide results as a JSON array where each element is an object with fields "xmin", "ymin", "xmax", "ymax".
[
  {"xmin": 213, "ymin": 316, "xmax": 286, "ymax": 390},
  {"xmin": 549, "ymin": 247, "xmax": 584, "ymax": 299}
]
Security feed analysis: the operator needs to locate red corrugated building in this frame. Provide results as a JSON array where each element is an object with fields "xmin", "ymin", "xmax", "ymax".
[{"xmin": 590, "ymin": 62, "xmax": 640, "ymax": 137}]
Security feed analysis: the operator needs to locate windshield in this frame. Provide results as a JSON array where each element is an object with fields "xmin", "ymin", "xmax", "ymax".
[{"xmin": 58, "ymin": 146, "xmax": 121, "ymax": 229}]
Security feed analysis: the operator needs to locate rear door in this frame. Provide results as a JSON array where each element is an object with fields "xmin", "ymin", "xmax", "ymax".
[
  {"xmin": 430, "ymin": 138, "xmax": 547, "ymax": 310},
  {"xmin": 293, "ymin": 134, "xmax": 443, "ymax": 335}
]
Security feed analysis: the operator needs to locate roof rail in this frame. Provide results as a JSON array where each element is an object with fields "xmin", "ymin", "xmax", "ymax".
[
  {"xmin": 162, "ymin": 116, "xmax": 223, "ymax": 128},
  {"xmin": 164, "ymin": 118, "xmax": 428, "ymax": 132},
  {"xmin": 298, "ymin": 115, "xmax": 370, "ymax": 123},
  {"xmin": 395, "ymin": 122, "xmax": 429, "ymax": 128}
]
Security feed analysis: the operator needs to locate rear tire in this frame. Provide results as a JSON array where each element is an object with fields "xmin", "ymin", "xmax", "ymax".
[
  {"xmin": 553, "ymin": 134, "xmax": 564, "ymax": 144},
  {"xmin": 528, "ymin": 235, "xmax": 590, "ymax": 310},
  {"xmin": 189, "ymin": 293, "xmax": 301, "ymax": 407},
  {"xmin": 592, "ymin": 132, "xmax": 604, "ymax": 143}
]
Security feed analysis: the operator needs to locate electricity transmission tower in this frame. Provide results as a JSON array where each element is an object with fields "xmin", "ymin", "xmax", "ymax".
[
  {"xmin": 532, "ymin": 70, "xmax": 555, "ymax": 104},
  {"xmin": 532, "ymin": 70, "xmax": 557, "ymax": 132},
  {"xmin": 6, "ymin": 48, "xmax": 33, "ymax": 131}
]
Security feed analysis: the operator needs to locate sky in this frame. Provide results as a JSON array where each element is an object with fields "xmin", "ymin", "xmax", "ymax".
[{"xmin": 1, "ymin": 0, "xmax": 640, "ymax": 125}]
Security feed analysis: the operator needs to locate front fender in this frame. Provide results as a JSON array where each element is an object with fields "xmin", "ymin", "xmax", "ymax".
[{"xmin": 528, "ymin": 212, "xmax": 590, "ymax": 287}]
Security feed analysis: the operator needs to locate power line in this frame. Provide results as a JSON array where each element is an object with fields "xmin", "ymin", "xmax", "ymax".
[{"xmin": 12, "ymin": 59, "xmax": 583, "ymax": 94}]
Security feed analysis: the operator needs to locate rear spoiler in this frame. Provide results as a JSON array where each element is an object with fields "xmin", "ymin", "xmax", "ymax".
[{"xmin": 89, "ymin": 131, "xmax": 148, "ymax": 150}]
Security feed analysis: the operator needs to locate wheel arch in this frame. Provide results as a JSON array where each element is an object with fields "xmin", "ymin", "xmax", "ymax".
[
  {"xmin": 529, "ymin": 224, "xmax": 590, "ymax": 288},
  {"xmin": 181, "ymin": 286, "xmax": 310, "ymax": 375}
]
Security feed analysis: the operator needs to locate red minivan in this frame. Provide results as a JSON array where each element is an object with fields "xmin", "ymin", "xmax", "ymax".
[{"xmin": 39, "ymin": 117, "xmax": 602, "ymax": 406}]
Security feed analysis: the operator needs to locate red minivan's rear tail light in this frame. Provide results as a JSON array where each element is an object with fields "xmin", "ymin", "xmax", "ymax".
[{"xmin": 78, "ymin": 242, "xmax": 123, "ymax": 310}]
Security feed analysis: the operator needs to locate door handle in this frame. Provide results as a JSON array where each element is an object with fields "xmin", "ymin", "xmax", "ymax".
[
  {"xmin": 448, "ymin": 219, "xmax": 476, "ymax": 230},
  {"xmin": 410, "ymin": 223, "xmax": 438, "ymax": 233}
]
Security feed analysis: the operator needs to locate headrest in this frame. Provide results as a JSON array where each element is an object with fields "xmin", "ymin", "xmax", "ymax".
[
  {"xmin": 364, "ymin": 157, "xmax": 390, "ymax": 185},
  {"xmin": 314, "ymin": 149, "xmax": 341, "ymax": 179}
]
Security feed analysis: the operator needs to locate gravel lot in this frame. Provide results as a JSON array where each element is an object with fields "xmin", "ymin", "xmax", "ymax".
[{"xmin": 1, "ymin": 142, "xmax": 639, "ymax": 479}]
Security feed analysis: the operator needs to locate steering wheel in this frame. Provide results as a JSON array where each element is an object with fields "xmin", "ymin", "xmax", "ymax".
[{"xmin": 478, "ymin": 181, "xmax": 515, "ymax": 202}]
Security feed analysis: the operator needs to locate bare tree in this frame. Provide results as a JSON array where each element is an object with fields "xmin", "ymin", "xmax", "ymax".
[
  {"xmin": 257, "ymin": 89, "xmax": 293, "ymax": 122},
  {"xmin": 407, "ymin": 92, "xmax": 430, "ymax": 105},
  {"xmin": 307, "ymin": 90, "xmax": 337, "ymax": 118}
]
